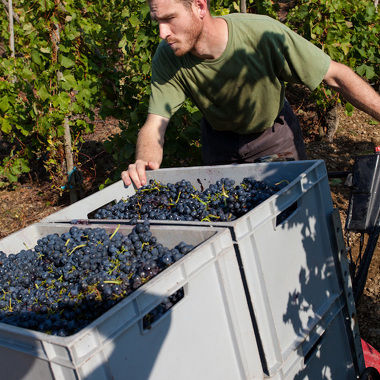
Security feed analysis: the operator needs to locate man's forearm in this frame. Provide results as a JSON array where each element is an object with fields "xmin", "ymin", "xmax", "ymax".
[
  {"xmin": 333, "ymin": 72, "xmax": 380, "ymax": 121},
  {"xmin": 134, "ymin": 113, "xmax": 169, "ymax": 165},
  {"xmin": 324, "ymin": 61, "xmax": 380, "ymax": 122},
  {"xmin": 135, "ymin": 129, "xmax": 164, "ymax": 165}
]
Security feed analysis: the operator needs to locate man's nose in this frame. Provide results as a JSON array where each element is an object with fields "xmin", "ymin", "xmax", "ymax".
[{"xmin": 159, "ymin": 23, "xmax": 170, "ymax": 40}]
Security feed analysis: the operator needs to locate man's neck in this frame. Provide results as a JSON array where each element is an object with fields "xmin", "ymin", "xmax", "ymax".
[{"xmin": 190, "ymin": 16, "xmax": 228, "ymax": 60}]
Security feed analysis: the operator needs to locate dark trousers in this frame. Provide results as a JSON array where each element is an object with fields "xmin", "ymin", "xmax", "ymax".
[{"xmin": 201, "ymin": 99, "xmax": 308, "ymax": 165}]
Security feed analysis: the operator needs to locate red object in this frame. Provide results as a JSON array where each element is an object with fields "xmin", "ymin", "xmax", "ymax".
[
  {"xmin": 375, "ymin": 146, "xmax": 380, "ymax": 153},
  {"xmin": 362, "ymin": 338, "xmax": 380, "ymax": 372}
]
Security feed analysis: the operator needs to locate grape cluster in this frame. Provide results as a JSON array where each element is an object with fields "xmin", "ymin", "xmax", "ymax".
[
  {"xmin": 94, "ymin": 177, "xmax": 287, "ymax": 222},
  {"xmin": 0, "ymin": 221, "xmax": 193, "ymax": 337}
]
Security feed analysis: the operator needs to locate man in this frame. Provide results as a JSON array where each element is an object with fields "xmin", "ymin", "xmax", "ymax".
[{"xmin": 122, "ymin": 0, "xmax": 380, "ymax": 188}]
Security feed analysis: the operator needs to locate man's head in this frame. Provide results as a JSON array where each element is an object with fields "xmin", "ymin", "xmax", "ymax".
[
  {"xmin": 148, "ymin": 0, "xmax": 209, "ymax": 57},
  {"xmin": 172, "ymin": 0, "xmax": 210, "ymax": 10},
  {"xmin": 148, "ymin": 0, "xmax": 210, "ymax": 10}
]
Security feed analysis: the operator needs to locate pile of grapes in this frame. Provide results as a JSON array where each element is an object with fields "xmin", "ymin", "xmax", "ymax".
[
  {"xmin": 0, "ymin": 221, "xmax": 193, "ymax": 337},
  {"xmin": 94, "ymin": 177, "xmax": 287, "ymax": 222}
]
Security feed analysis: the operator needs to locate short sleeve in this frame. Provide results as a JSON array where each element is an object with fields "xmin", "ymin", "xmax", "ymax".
[{"xmin": 148, "ymin": 42, "xmax": 187, "ymax": 118}]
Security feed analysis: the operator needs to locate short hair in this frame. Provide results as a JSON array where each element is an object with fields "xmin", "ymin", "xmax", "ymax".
[
  {"xmin": 176, "ymin": 0, "xmax": 210, "ymax": 9},
  {"xmin": 148, "ymin": 0, "xmax": 210, "ymax": 10}
]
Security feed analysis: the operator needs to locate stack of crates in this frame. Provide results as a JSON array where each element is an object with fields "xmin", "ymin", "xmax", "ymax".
[{"xmin": 0, "ymin": 160, "xmax": 365, "ymax": 379}]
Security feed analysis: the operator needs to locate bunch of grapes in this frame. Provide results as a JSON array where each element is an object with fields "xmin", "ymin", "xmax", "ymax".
[
  {"xmin": 94, "ymin": 177, "xmax": 287, "ymax": 222},
  {"xmin": 0, "ymin": 221, "xmax": 193, "ymax": 337}
]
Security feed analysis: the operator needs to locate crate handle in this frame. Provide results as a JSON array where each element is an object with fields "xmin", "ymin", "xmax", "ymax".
[
  {"xmin": 142, "ymin": 287, "xmax": 185, "ymax": 331},
  {"xmin": 276, "ymin": 201, "xmax": 298, "ymax": 226}
]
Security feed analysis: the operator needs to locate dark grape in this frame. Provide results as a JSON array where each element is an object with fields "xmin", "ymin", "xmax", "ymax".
[
  {"xmin": 0, "ymin": 223, "xmax": 195, "ymax": 337},
  {"xmin": 94, "ymin": 177, "xmax": 287, "ymax": 222}
]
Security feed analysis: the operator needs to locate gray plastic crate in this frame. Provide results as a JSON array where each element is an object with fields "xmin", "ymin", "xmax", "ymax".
[
  {"xmin": 39, "ymin": 160, "xmax": 365, "ymax": 377},
  {"xmin": 0, "ymin": 223, "xmax": 262, "ymax": 380},
  {"xmin": 274, "ymin": 305, "xmax": 361, "ymax": 379},
  {"xmin": 41, "ymin": 160, "xmax": 324, "ymax": 223}
]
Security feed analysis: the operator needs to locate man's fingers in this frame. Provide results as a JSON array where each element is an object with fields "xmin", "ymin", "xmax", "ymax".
[
  {"xmin": 121, "ymin": 170, "xmax": 132, "ymax": 187},
  {"xmin": 121, "ymin": 161, "xmax": 159, "ymax": 188},
  {"xmin": 135, "ymin": 161, "xmax": 148, "ymax": 187},
  {"xmin": 148, "ymin": 161, "xmax": 160, "ymax": 170},
  {"xmin": 121, "ymin": 164, "xmax": 142, "ymax": 188}
]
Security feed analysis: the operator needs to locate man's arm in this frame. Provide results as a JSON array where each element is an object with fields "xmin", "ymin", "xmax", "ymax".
[
  {"xmin": 121, "ymin": 113, "xmax": 170, "ymax": 188},
  {"xmin": 323, "ymin": 60, "xmax": 380, "ymax": 122}
]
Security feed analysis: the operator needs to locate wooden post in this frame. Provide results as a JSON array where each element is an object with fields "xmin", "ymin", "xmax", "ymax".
[
  {"xmin": 240, "ymin": 0, "xmax": 246, "ymax": 13},
  {"xmin": 63, "ymin": 115, "xmax": 78, "ymax": 203},
  {"xmin": 8, "ymin": 0, "xmax": 15, "ymax": 57},
  {"xmin": 2, "ymin": 0, "xmax": 20, "ymax": 23},
  {"xmin": 52, "ymin": 22, "xmax": 77, "ymax": 203}
]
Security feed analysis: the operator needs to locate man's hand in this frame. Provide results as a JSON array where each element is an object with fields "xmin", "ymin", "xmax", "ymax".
[
  {"xmin": 323, "ymin": 60, "xmax": 380, "ymax": 123},
  {"xmin": 121, "ymin": 113, "xmax": 169, "ymax": 188},
  {"xmin": 121, "ymin": 160, "xmax": 160, "ymax": 188}
]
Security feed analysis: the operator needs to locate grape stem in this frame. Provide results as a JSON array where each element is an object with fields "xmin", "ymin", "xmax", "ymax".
[{"xmin": 110, "ymin": 224, "xmax": 121, "ymax": 240}]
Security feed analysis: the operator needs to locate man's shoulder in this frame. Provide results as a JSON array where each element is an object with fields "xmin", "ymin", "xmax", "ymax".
[
  {"xmin": 221, "ymin": 13, "xmax": 279, "ymax": 24},
  {"xmin": 222, "ymin": 13, "xmax": 270, "ymax": 20},
  {"xmin": 221, "ymin": 13, "xmax": 287, "ymax": 32}
]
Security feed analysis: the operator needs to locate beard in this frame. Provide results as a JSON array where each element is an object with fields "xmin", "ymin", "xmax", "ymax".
[{"xmin": 169, "ymin": 14, "xmax": 203, "ymax": 57}]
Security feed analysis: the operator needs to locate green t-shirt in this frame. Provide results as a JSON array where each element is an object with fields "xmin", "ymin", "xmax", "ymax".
[{"xmin": 148, "ymin": 13, "xmax": 331, "ymax": 134}]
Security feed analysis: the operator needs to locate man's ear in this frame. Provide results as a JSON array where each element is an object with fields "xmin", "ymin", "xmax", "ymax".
[{"xmin": 193, "ymin": 0, "xmax": 208, "ymax": 19}]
